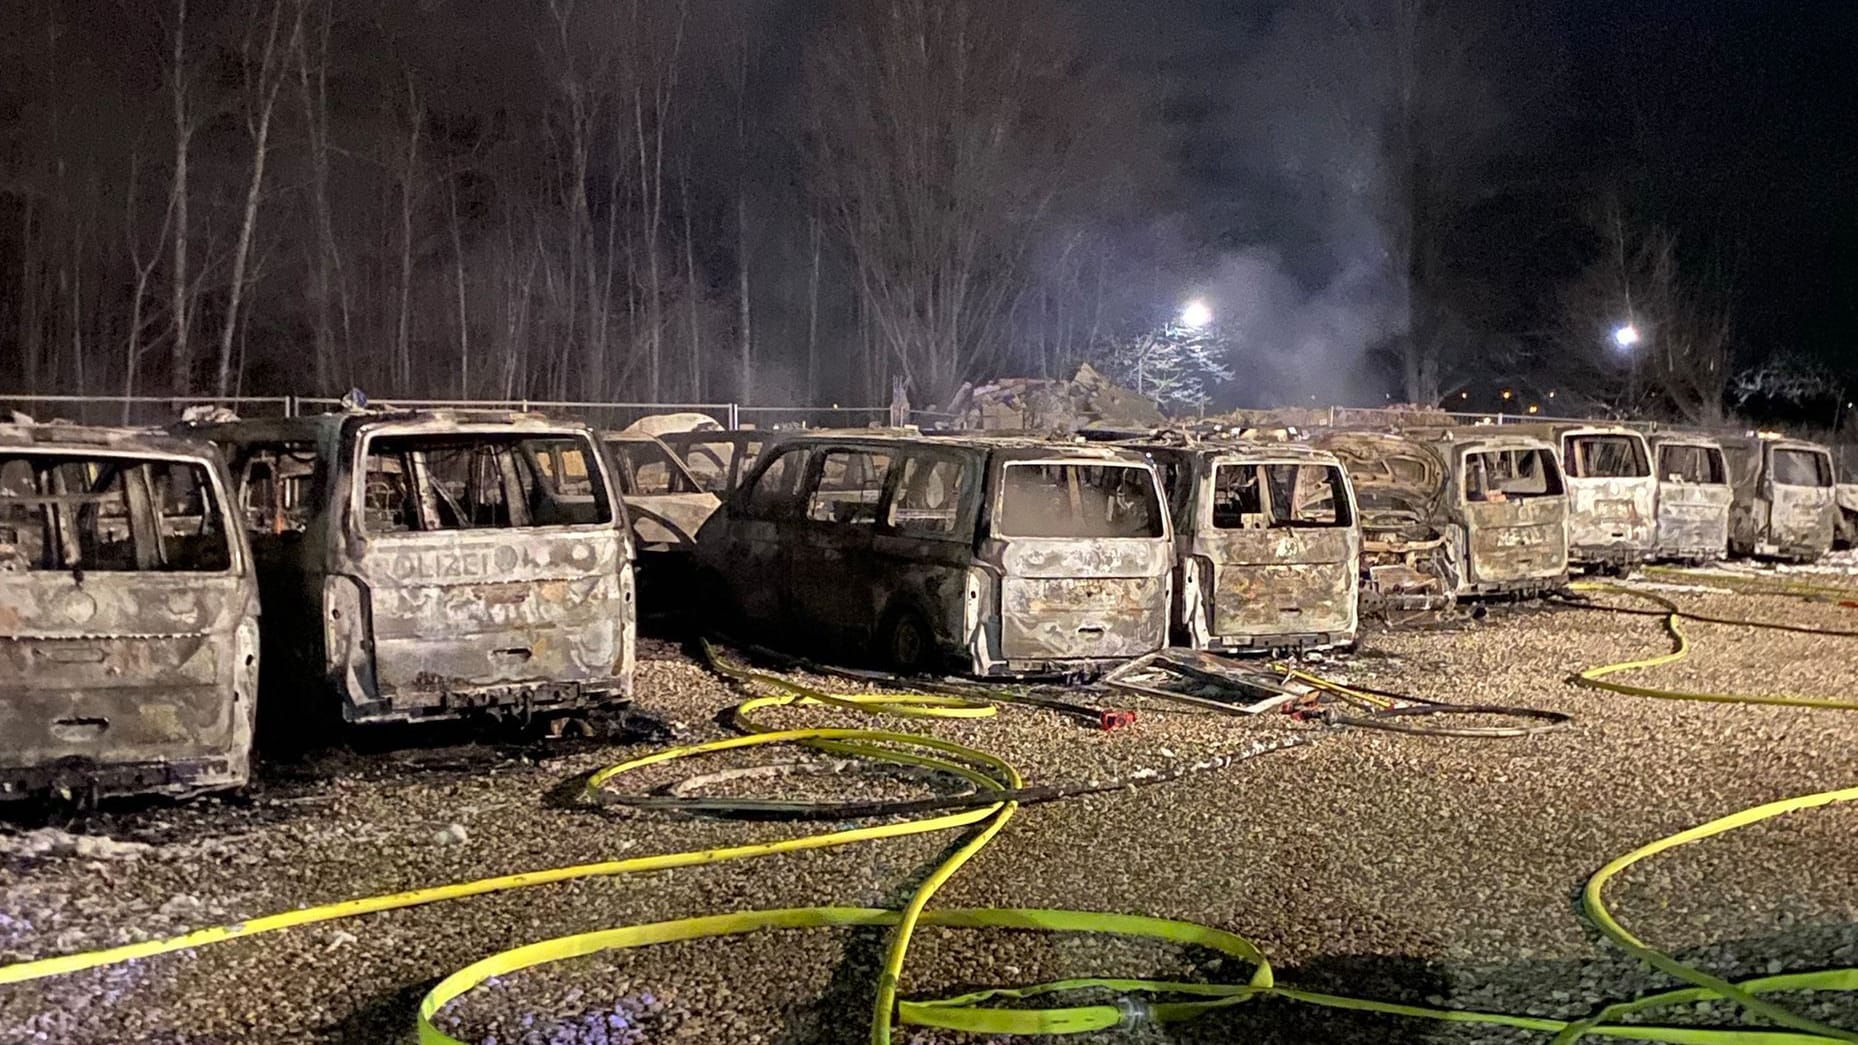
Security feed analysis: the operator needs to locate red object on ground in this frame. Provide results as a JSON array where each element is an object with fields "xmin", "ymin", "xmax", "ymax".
[{"xmin": 1098, "ymin": 710, "xmax": 1137, "ymax": 731}]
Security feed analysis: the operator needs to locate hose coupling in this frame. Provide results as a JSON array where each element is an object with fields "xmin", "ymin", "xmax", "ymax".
[{"xmin": 1116, "ymin": 995, "xmax": 1152, "ymax": 1028}]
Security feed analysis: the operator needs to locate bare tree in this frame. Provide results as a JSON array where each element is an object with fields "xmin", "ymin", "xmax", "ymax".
[
  {"xmin": 168, "ymin": 0, "xmax": 194, "ymax": 396},
  {"xmin": 803, "ymin": 0, "xmax": 1130, "ymax": 405},
  {"xmin": 214, "ymin": 0, "xmax": 302, "ymax": 397},
  {"xmin": 296, "ymin": 0, "xmax": 349, "ymax": 392},
  {"xmin": 1557, "ymin": 199, "xmax": 1732, "ymax": 424}
]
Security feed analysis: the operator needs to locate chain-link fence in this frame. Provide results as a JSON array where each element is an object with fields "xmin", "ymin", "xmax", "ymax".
[
  {"xmin": 0, "ymin": 395, "xmax": 296, "ymax": 427},
  {"xmin": 0, "ymin": 393, "xmax": 951, "ymax": 434}
]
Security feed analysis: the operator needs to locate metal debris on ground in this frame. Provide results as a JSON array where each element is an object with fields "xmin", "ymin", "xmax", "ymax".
[{"xmin": 1104, "ymin": 649, "xmax": 1313, "ymax": 715}]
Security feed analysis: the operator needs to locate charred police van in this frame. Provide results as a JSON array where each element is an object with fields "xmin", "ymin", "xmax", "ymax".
[
  {"xmin": 0, "ymin": 421, "xmax": 258, "ymax": 801},
  {"xmin": 183, "ymin": 408, "xmax": 635, "ymax": 731}
]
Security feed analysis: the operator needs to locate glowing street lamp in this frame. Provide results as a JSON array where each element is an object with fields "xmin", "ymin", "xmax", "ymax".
[
  {"xmin": 1179, "ymin": 299, "xmax": 1213, "ymax": 330},
  {"xmin": 1612, "ymin": 323, "xmax": 1642, "ymax": 350}
]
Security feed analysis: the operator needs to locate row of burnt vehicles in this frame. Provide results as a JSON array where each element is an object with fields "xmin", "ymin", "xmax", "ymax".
[{"xmin": 0, "ymin": 408, "xmax": 1842, "ymax": 804}]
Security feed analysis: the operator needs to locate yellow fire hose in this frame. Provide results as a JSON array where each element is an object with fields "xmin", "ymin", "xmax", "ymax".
[
  {"xmin": 1569, "ymin": 582, "xmax": 1858, "ymax": 711},
  {"xmin": 1642, "ymin": 565, "xmax": 1858, "ymax": 602},
  {"xmin": 3, "ymin": 631, "xmax": 1857, "ymax": 1044}
]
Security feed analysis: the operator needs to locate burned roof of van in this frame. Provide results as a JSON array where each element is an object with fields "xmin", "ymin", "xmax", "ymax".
[
  {"xmin": 1122, "ymin": 437, "xmax": 1343, "ymax": 466},
  {"xmin": 176, "ymin": 407, "xmax": 594, "ymax": 445},
  {"xmin": 782, "ymin": 428, "xmax": 1160, "ymax": 461},
  {"xmin": 0, "ymin": 419, "xmax": 224, "ymax": 458},
  {"xmin": 1388, "ymin": 426, "xmax": 1559, "ymax": 453},
  {"xmin": 1484, "ymin": 421, "xmax": 1649, "ymax": 441}
]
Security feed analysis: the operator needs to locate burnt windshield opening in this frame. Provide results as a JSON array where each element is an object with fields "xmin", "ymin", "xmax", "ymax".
[
  {"xmin": 996, "ymin": 462, "xmax": 1164, "ymax": 539},
  {"xmin": 1657, "ymin": 444, "xmax": 1726, "ymax": 485},
  {"xmin": 360, "ymin": 432, "xmax": 614, "ymax": 533},
  {"xmin": 1462, "ymin": 448, "xmax": 1563, "ymax": 501},
  {"xmin": 0, "ymin": 454, "xmax": 232, "ymax": 573},
  {"xmin": 1565, "ymin": 435, "xmax": 1650, "ymax": 479},
  {"xmin": 1772, "ymin": 448, "xmax": 1833, "ymax": 488},
  {"xmin": 1211, "ymin": 463, "xmax": 1352, "ymax": 529},
  {"xmin": 607, "ymin": 438, "xmax": 701, "ymax": 496}
]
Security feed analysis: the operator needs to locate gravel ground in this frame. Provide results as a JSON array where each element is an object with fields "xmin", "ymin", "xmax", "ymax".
[{"xmin": 4, "ymin": 574, "xmax": 1858, "ymax": 1045}]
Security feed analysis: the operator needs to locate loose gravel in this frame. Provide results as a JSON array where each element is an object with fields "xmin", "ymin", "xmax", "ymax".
[{"xmin": 4, "ymin": 577, "xmax": 1858, "ymax": 1044}]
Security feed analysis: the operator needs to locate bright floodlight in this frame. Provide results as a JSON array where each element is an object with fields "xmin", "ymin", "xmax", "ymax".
[
  {"xmin": 1180, "ymin": 300, "xmax": 1213, "ymax": 329},
  {"xmin": 1612, "ymin": 323, "xmax": 1641, "ymax": 349}
]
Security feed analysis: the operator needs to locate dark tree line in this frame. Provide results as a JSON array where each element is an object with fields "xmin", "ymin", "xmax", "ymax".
[
  {"xmin": 1, "ymin": 0, "xmax": 1791, "ymax": 422},
  {"xmin": 0, "ymin": 0, "xmax": 1167, "ymax": 410}
]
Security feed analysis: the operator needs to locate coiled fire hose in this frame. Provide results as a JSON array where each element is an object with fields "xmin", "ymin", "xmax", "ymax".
[
  {"xmin": 3, "ymin": 626, "xmax": 1857, "ymax": 1043},
  {"xmin": 1563, "ymin": 582, "xmax": 1858, "ymax": 711}
]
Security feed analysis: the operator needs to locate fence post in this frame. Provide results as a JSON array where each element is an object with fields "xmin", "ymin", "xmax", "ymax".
[
  {"xmin": 727, "ymin": 402, "xmax": 741, "ymax": 430},
  {"xmin": 284, "ymin": 395, "xmax": 297, "ymax": 418}
]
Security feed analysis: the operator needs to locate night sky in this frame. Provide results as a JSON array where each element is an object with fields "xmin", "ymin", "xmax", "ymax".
[{"xmin": 1082, "ymin": 0, "xmax": 1857, "ymax": 386}]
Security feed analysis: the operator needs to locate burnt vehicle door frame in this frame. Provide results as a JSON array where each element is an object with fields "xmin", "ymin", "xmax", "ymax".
[
  {"xmin": 976, "ymin": 449, "xmax": 1173, "ymax": 671},
  {"xmin": 1649, "ymin": 436, "xmax": 1731, "ymax": 562},
  {"xmin": 786, "ymin": 440, "xmax": 902, "ymax": 647},
  {"xmin": 1554, "ymin": 426, "xmax": 1657, "ymax": 568},
  {"xmin": 1155, "ymin": 446, "xmax": 1360, "ymax": 649},
  {"xmin": 334, "ymin": 420, "xmax": 634, "ymax": 721},
  {"xmin": 666, "ymin": 431, "xmax": 768, "ymax": 495},
  {"xmin": 866, "ymin": 443, "xmax": 984, "ymax": 663},
  {"xmin": 714, "ymin": 441, "xmax": 812, "ymax": 630},
  {"xmin": 224, "ymin": 433, "xmax": 335, "ymax": 709},
  {"xmin": 0, "ymin": 434, "xmax": 260, "ymax": 800},
  {"xmin": 1747, "ymin": 439, "xmax": 1836, "ymax": 559},
  {"xmin": 1442, "ymin": 437, "xmax": 1570, "ymax": 594}
]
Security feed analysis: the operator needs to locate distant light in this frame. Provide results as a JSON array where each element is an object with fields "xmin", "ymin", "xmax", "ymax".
[
  {"xmin": 1527, "ymin": 404, "xmax": 1540, "ymax": 415},
  {"xmin": 1179, "ymin": 300, "xmax": 1213, "ymax": 329},
  {"xmin": 1459, "ymin": 391, "xmax": 1470, "ymax": 400},
  {"xmin": 1612, "ymin": 324, "xmax": 1641, "ymax": 349},
  {"xmin": 1548, "ymin": 390, "xmax": 1557, "ymax": 399},
  {"xmin": 1500, "ymin": 388, "xmax": 1514, "ymax": 400}
]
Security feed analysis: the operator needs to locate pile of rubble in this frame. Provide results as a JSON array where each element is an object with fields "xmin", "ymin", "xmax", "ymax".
[{"xmin": 942, "ymin": 364, "xmax": 1164, "ymax": 432}]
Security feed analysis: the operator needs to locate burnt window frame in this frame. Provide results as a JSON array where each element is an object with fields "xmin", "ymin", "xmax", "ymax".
[
  {"xmin": 880, "ymin": 447, "xmax": 981, "ymax": 543},
  {"xmin": 1458, "ymin": 445, "xmax": 1565, "ymax": 502},
  {"xmin": 1204, "ymin": 460, "xmax": 1354, "ymax": 531},
  {"xmin": 666, "ymin": 433, "xmax": 768, "ymax": 494},
  {"xmin": 606, "ymin": 436, "xmax": 704, "ymax": 497},
  {"xmin": 0, "ymin": 449, "xmax": 240, "ymax": 575},
  {"xmin": 988, "ymin": 457, "xmax": 1168, "ymax": 541},
  {"xmin": 735, "ymin": 444, "xmax": 814, "ymax": 521},
  {"xmin": 352, "ymin": 428, "xmax": 617, "ymax": 536},
  {"xmin": 1770, "ymin": 446, "xmax": 1834, "ymax": 489},
  {"xmin": 800, "ymin": 444, "xmax": 899, "ymax": 528},
  {"xmin": 1655, "ymin": 443, "xmax": 1728, "ymax": 486},
  {"xmin": 1563, "ymin": 433, "xmax": 1651, "ymax": 479}
]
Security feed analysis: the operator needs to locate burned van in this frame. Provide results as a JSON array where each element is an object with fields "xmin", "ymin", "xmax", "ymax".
[
  {"xmin": 182, "ymin": 410, "xmax": 635, "ymax": 727},
  {"xmin": 1501, "ymin": 424, "xmax": 1655, "ymax": 571},
  {"xmin": 1310, "ymin": 430, "xmax": 1456, "ymax": 611},
  {"xmin": 695, "ymin": 434, "xmax": 1172, "ymax": 676},
  {"xmin": 1719, "ymin": 434, "xmax": 1836, "ymax": 561},
  {"xmin": 1411, "ymin": 431, "xmax": 1570, "ymax": 597},
  {"xmin": 0, "ymin": 422, "xmax": 258, "ymax": 801},
  {"xmin": 1138, "ymin": 441, "xmax": 1359, "ymax": 651},
  {"xmin": 1647, "ymin": 434, "xmax": 1732, "ymax": 562}
]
